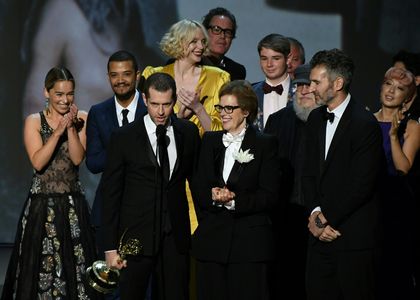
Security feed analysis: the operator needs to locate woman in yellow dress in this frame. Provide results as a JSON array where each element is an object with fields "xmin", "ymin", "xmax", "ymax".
[{"xmin": 142, "ymin": 19, "xmax": 230, "ymax": 232}]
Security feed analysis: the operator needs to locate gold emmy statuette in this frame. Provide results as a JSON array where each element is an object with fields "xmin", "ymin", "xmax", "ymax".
[{"xmin": 86, "ymin": 229, "xmax": 142, "ymax": 294}]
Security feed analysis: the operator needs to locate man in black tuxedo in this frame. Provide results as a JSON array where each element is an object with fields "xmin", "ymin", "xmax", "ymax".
[
  {"xmin": 201, "ymin": 7, "xmax": 246, "ymax": 80},
  {"xmin": 302, "ymin": 49, "xmax": 384, "ymax": 300},
  {"xmin": 264, "ymin": 63, "xmax": 319, "ymax": 300},
  {"xmin": 101, "ymin": 72, "xmax": 200, "ymax": 300}
]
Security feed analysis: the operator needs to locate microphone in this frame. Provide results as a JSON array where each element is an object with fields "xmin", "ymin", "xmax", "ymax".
[
  {"xmin": 156, "ymin": 124, "xmax": 170, "ymax": 147},
  {"xmin": 156, "ymin": 124, "xmax": 166, "ymax": 138}
]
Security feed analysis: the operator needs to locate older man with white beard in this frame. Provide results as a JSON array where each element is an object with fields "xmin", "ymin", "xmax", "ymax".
[{"xmin": 264, "ymin": 63, "xmax": 319, "ymax": 300}]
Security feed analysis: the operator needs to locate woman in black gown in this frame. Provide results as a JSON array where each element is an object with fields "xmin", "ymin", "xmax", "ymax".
[{"xmin": 1, "ymin": 67, "xmax": 99, "ymax": 299}]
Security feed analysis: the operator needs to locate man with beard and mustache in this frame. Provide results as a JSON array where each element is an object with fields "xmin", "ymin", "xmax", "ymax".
[
  {"xmin": 303, "ymin": 49, "xmax": 383, "ymax": 300},
  {"xmin": 264, "ymin": 64, "xmax": 319, "ymax": 300},
  {"xmin": 86, "ymin": 50, "xmax": 147, "ymax": 259}
]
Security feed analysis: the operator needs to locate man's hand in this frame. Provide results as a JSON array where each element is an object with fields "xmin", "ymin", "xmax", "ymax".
[
  {"xmin": 318, "ymin": 225, "xmax": 341, "ymax": 242},
  {"xmin": 308, "ymin": 212, "xmax": 324, "ymax": 238},
  {"xmin": 105, "ymin": 250, "xmax": 127, "ymax": 270}
]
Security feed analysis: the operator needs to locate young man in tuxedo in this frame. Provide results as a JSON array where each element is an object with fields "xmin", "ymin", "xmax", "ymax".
[
  {"xmin": 252, "ymin": 33, "xmax": 293, "ymax": 131},
  {"xmin": 302, "ymin": 49, "xmax": 384, "ymax": 300},
  {"xmin": 101, "ymin": 73, "xmax": 200, "ymax": 300}
]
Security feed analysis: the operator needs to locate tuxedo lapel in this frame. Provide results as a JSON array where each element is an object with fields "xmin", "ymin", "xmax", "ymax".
[
  {"xmin": 323, "ymin": 101, "xmax": 353, "ymax": 173},
  {"xmin": 226, "ymin": 126, "xmax": 256, "ymax": 189},
  {"xmin": 171, "ymin": 117, "xmax": 184, "ymax": 179},
  {"xmin": 318, "ymin": 115, "xmax": 327, "ymax": 172},
  {"xmin": 214, "ymin": 136, "xmax": 226, "ymax": 187},
  {"xmin": 135, "ymin": 118, "xmax": 158, "ymax": 168},
  {"xmin": 104, "ymin": 99, "xmax": 119, "ymax": 129}
]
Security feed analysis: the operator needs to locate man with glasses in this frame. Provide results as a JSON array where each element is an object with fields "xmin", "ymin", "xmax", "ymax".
[{"xmin": 202, "ymin": 7, "xmax": 246, "ymax": 80}]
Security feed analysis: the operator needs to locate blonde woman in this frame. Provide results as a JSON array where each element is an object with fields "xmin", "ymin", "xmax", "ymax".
[
  {"xmin": 142, "ymin": 19, "xmax": 230, "ymax": 136},
  {"xmin": 142, "ymin": 19, "xmax": 230, "ymax": 232}
]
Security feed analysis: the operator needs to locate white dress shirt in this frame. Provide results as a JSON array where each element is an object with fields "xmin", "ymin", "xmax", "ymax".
[
  {"xmin": 312, "ymin": 93, "xmax": 351, "ymax": 215},
  {"xmin": 220, "ymin": 127, "xmax": 247, "ymax": 210},
  {"xmin": 115, "ymin": 90, "xmax": 140, "ymax": 126},
  {"xmin": 263, "ymin": 75, "xmax": 291, "ymax": 126},
  {"xmin": 144, "ymin": 114, "xmax": 177, "ymax": 179},
  {"xmin": 324, "ymin": 94, "xmax": 351, "ymax": 159}
]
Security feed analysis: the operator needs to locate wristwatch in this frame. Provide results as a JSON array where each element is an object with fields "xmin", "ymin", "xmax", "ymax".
[{"xmin": 315, "ymin": 214, "xmax": 327, "ymax": 229}]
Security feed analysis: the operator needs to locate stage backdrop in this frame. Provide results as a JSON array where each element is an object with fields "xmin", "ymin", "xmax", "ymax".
[{"xmin": 1, "ymin": 0, "xmax": 419, "ymax": 242}]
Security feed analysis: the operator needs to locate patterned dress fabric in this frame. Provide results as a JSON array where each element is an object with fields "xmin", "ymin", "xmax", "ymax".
[{"xmin": 1, "ymin": 112, "xmax": 99, "ymax": 300}]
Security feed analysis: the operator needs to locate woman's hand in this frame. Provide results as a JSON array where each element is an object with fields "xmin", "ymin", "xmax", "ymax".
[
  {"xmin": 54, "ymin": 115, "xmax": 70, "ymax": 136},
  {"xmin": 212, "ymin": 186, "xmax": 235, "ymax": 203},
  {"xmin": 177, "ymin": 87, "xmax": 202, "ymax": 114},
  {"xmin": 176, "ymin": 102, "xmax": 193, "ymax": 119},
  {"xmin": 389, "ymin": 109, "xmax": 404, "ymax": 138}
]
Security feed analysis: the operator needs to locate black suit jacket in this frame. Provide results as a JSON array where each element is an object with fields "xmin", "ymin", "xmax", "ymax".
[
  {"xmin": 191, "ymin": 126, "xmax": 281, "ymax": 263},
  {"xmin": 86, "ymin": 95, "xmax": 147, "ymax": 227},
  {"xmin": 101, "ymin": 115, "xmax": 200, "ymax": 256},
  {"xmin": 201, "ymin": 55, "xmax": 246, "ymax": 81},
  {"xmin": 166, "ymin": 56, "xmax": 246, "ymax": 81},
  {"xmin": 265, "ymin": 105, "xmax": 307, "ymax": 206},
  {"xmin": 302, "ymin": 98, "xmax": 384, "ymax": 251}
]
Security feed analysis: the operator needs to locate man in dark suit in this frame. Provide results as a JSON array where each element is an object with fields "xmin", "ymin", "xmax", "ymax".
[
  {"xmin": 86, "ymin": 50, "xmax": 146, "ymax": 250},
  {"xmin": 101, "ymin": 73, "xmax": 200, "ymax": 300},
  {"xmin": 302, "ymin": 49, "xmax": 384, "ymax": 300},
  {"xmin": 252, "ymin": 34, "xmax": 293, "ymax": 131},
  {"xmin": 201, "ymin": 7, "xmax": 246, "ymax": 80},
  {"xmin": 264, "ymin": 63, "xmax": 318, "ymax": 300}
]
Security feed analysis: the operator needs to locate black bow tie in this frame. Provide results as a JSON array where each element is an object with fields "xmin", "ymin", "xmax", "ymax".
[
  {"xmin": 323, "ymin": 110, "xmax": 335, "ymax": 123},
  {"xmin": 263, "ymin": 82, "xmax": 283, "ymax": 95}
]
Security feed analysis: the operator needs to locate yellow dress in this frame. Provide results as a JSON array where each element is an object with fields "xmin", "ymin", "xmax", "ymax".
[
  {"xmin": 142, "ymin": 63, "xmax": 230, "ymax": 136},
  {"xmin": 142, "ymin": 63, "xmax": 230, "ymax": 233}
]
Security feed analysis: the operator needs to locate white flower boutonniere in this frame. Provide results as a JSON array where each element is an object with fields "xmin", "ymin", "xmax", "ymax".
[{"xmin": 234, "ymin": 149, "xmax": 254, "ymax": 164}]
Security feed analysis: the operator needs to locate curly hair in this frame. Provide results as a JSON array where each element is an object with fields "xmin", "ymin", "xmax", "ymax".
[
  {"xmin": 310, "ymin": 48, "xmax": 355, "ymax": 93},
  {"xmin": 159, "ymin": 19, "xmax": 208, "ymax": 59}
]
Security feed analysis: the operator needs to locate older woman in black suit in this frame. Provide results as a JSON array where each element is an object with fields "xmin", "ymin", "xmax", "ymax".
[{"xmin": 191, "ymin": 80, "xmax": 281, "ymax": 300}]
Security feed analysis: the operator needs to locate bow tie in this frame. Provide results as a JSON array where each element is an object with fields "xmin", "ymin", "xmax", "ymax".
[
  {"xmin": 263, "ymin": 82, "xmax": 283, "ymax": 95},
  {"xmin": 222, "ymin": 131, "xmax": 246, "ymax": 147},
  {"xmin": 323, "ymin": 110, "xmax": 335, "ymax": 123}
]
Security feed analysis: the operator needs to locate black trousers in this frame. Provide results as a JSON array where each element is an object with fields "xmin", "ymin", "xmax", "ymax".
[
  {"xmin": 119, "ymin": 233, "xmax": 189, "ymax": 300},
  {"xmin": 306, "ymin": 247, "xmax": 378, "ymax": 300},
  {"xmin": 196, "ymin": 260, "xmax": 270, "ymax": 300}
]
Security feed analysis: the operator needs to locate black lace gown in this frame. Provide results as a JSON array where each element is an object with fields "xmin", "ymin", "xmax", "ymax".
[{"xmin": 1, "ymin": 112, "xmax": 100, "ymax": 299}]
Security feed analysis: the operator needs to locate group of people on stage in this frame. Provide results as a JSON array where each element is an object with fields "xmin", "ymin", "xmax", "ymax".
[{"xmin": 1, "ymin": 6, "xmax": 420, "ymax": 300}]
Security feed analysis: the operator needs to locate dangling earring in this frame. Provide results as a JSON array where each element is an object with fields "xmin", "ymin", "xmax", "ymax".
[{"xmin": 45, "ymin": 98, "xmax": 50, "ymax": 115}]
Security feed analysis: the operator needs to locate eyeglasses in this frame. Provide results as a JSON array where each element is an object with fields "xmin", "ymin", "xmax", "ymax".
[
  {"xmin": 207, "ymin": 25, "xmax": 234, "ymax": 39},
  {"xmin": 214, "ymin": 104, "xmax": 240, "ymax": 114}
]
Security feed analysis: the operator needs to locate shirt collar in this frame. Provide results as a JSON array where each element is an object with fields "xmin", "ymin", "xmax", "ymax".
[
  {"xmin": 328, "ymin": 93, "xmax": 351, "ymax": 121},
  {"xmin": 114, "ymin": 90, "xmax": 139, "ymax": 115},
  {"xmin": 265, "ymin": 73, "xmax": 290, "ymax": 87}
]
